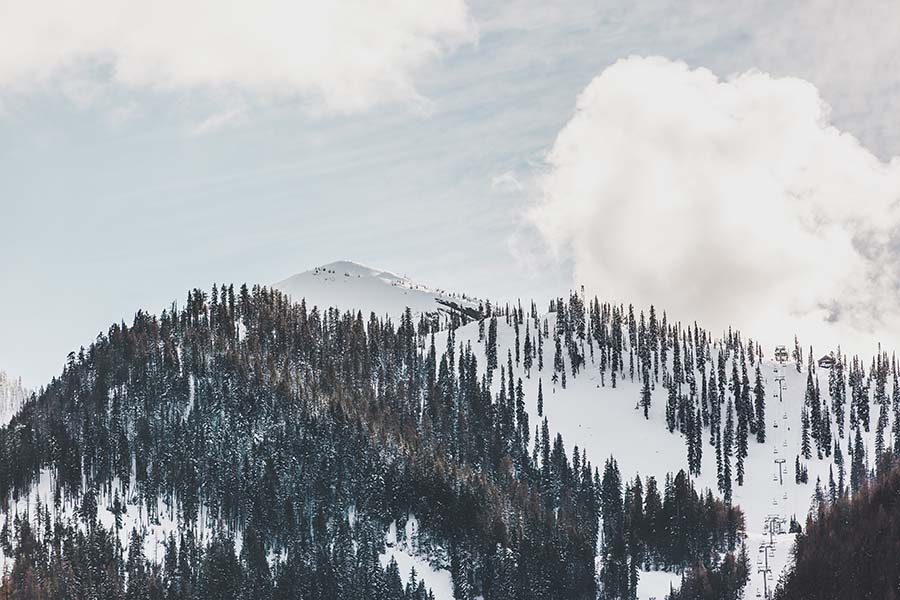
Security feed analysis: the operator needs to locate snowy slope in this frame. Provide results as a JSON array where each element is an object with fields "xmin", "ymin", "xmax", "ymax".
[
  {"xmin": 1, "ymin": 468, "xmax": 189, "ymax": 572},
  {"xmin": 437, "ymin": 312, "xmax": 866, "ymax": 600},
  {"xmin": 273, "ymin": 260, "xmax": 478, "ymax": 320},
  {"xmin": 381, "ymin": 516, "xmax": 454, "ymax": 600}
]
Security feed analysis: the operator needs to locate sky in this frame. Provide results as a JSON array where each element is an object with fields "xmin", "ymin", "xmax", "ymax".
[{"xmin": 2, "ymin": 0, "xmax": 900, "ymax": 387}]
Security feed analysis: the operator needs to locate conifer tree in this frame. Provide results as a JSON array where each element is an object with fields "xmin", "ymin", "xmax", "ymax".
[
  {"xmin": 641, "ymin": 368, "xmax": 652, "ymax": 420},
  {"xmin": 537, "ymin": 379, "xmax": 544, "ymax": 417},
  {"xmin": 748, "ymin": 366, "xmax": 762, "ymax": 445},
  {"xmin": 666, "ymin": 377, "xmax": 677, "ymax": 433},
  {"xmin": 715, "ymin": 424, "xmax": 724, "ymax": 493},
  {"xmin": 893, "ymin": 364, "xmax": 900, "ymax": 457},
  {"xmin": 523, "ymin": 327, "xmax": 533, "ymax": 377},
  {"xmin": 708, "ymin": 370, "xmax": 720, "ymax": 447},
  {"xmin": 851, "ymin": 426, "xmax": 866, "ymax": 493},
  {"xmin": 827, "ymin": 465, "xmax": 837, "ymax": 505},
  {"xmin": 831, "ymin": 352, "xmax": 846, "ymax": 438},
  {"xmin": 834, "ymin": 440, "xmax": 846, "ymax": 496},
  {"xmin": 741, "ymin": 356, "xmax": 754, "ymax": 435},
  {"xmin": 487, "ymin": 317, "xmax": 498, "ymax": 374},
  {"xmin": 600, "ymin": 458, "xmax": 627, "ymax": 600},
  {"xmin": 801, "ymin": 406, "xmax": 812, "ymax": 460},
  {"xmin": 514, "ymin": 317, "xmax": 521, "ymax": 366},
  {"xmin": 553, "ymin": 330, "xmax": 564, "ymax": 388},
  {"xmin": 537, "ymin": 325, "xmax": 544, "ymax": 373},
  {"xmin": 876, "ymin": 398, "xmax": 888, "ymax": 469},
  {"xmin": 723, "ymin": 400, "xmax": 734, "ymax": 503},
  {"xmin": 692, "ymin": 407, "xmax": 703, "ymax": 476}
]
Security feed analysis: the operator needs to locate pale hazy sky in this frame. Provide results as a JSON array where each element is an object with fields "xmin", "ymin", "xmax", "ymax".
[{"xmin": 2, "ymin": 0, "xmax": 900, "ymax": 387}]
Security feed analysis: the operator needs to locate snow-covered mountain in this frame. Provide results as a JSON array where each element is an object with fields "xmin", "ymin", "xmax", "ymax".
[
  {"xmin": 273, "ymin": 260, "xmax": 479, "ymax": 320},
  {"xmin": 271, "ymin": 264, "xmax": 859, "ymax": 598},
  {"xmin": 0, "ymin": 262, "xmax": 883, "ymax": 599}
]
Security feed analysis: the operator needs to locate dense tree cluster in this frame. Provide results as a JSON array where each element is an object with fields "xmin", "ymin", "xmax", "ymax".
[
  {"xmin": 770, "ymin": 349, "xmax": 900, "ymax": 600},
  {"xmin": 774, "ymin": 458, "xmax": 900, "ymax": 600},
  {"xmin": 664, "ymin": 544, "xmax": 750, "ymax": 600},
  {"xmin": 793, "ymin": 347, "xmax": 900, "ymax": 501},
  {"xmin": 597, "ymin": 462, "xmax": 742, "ymax": 600},
  {"xmin": 483, "ymin": 294, "xmax": 776, "ymax": 513},
  {"xmin": 0, "ymin": 501, "xmax": 445, "ymax": 600},
  {"xmin": 577, "ymin": 295, "xmax": 768, "ymax": 503},
  {"xmin": 0, "ymin": 285, "xmax": 745, "ymax": 599}
]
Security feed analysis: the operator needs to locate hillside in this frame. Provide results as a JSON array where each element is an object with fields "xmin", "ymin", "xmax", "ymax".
[
  {"xmin": 277, "ymin": 265, "xmax": 899, "ymax": 599},
  {"xmin": 0, "ymin": 284, "xmax": 603, "ymax": 600},
  {"xmin": 436, "ymin": 302, "xmax": 864, "ymax": 600},
  {"xmin": 775, "ymin": 463, "xmax": 900, "ymax": 600},
  {"xmin": 0, "ymin": 262, "xmax": 892, "ymax": 599},
  {"xmin": 774, "ymin": 460, "xmax": 900, "ymax": 599}
]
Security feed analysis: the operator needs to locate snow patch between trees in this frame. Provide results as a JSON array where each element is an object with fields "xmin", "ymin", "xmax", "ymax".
[{"xmin": 380, "ymin": 515, "xmax": 454, "ymax": 600}]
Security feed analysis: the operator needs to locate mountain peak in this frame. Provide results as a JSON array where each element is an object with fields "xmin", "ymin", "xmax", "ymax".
[
  {"xmin": 312, "ymin": 260, "xmax": 406, "ymax": 283},
  {"xmin": 273, "ymin": 260, "xmax": 476, "ymax": 318}
]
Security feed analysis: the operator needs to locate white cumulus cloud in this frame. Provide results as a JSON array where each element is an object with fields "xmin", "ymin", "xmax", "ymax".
[
  {"xmin": 529, "ymin": 56, "xmax": 900, "ymax": 356},
  {"xmin": 0, "ymin": 0, "xmax": 476, "ymax": 114}
]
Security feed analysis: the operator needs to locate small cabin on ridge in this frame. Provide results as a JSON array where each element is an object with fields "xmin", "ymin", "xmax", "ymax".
[{"xmin": 818, "ymin": 355, "xmax": 836, "ymax": 369}]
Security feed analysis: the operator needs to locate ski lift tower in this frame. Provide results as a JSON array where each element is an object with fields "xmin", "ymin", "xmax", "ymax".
[
  {"xmin": 758, "ymin": 542, "xmax": 776, "ymax": 599},
  {"xmin": 774, "ymin": 458, "xmax": 786, "ymax": 485},
  {"xmin": 765, "ymin": 515, "xmax": 785, "ymax": 544},
  {"xmin": 772, "ymin": 373, "xmax": 786, "ymax": 402}
]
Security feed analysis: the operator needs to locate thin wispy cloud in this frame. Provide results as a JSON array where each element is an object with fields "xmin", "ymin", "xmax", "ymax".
[
  {"xmin": 491, "ymin": 170, "xmax": 524, "ymax": 193},
  {"xmin": 190, "ymin": 107, "xmax": 246, "ymax": 137},
  {"xmin": 0, "ymin": 0, "xmax": 477, "ymax": 115}
]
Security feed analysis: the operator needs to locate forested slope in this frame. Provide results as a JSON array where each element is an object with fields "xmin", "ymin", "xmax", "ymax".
[
  {"xmin": 774, "ymin": 460, "xmax": 900, "ymax": 600},
  {"xmin": 0, "ymin": 284, "xmax": 746, "ymax": 599}
]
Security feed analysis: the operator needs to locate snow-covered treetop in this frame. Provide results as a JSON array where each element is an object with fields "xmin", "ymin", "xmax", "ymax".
[{"xmin": 0, "ymin": 369, "xmax": 27, "ymax": 425}]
